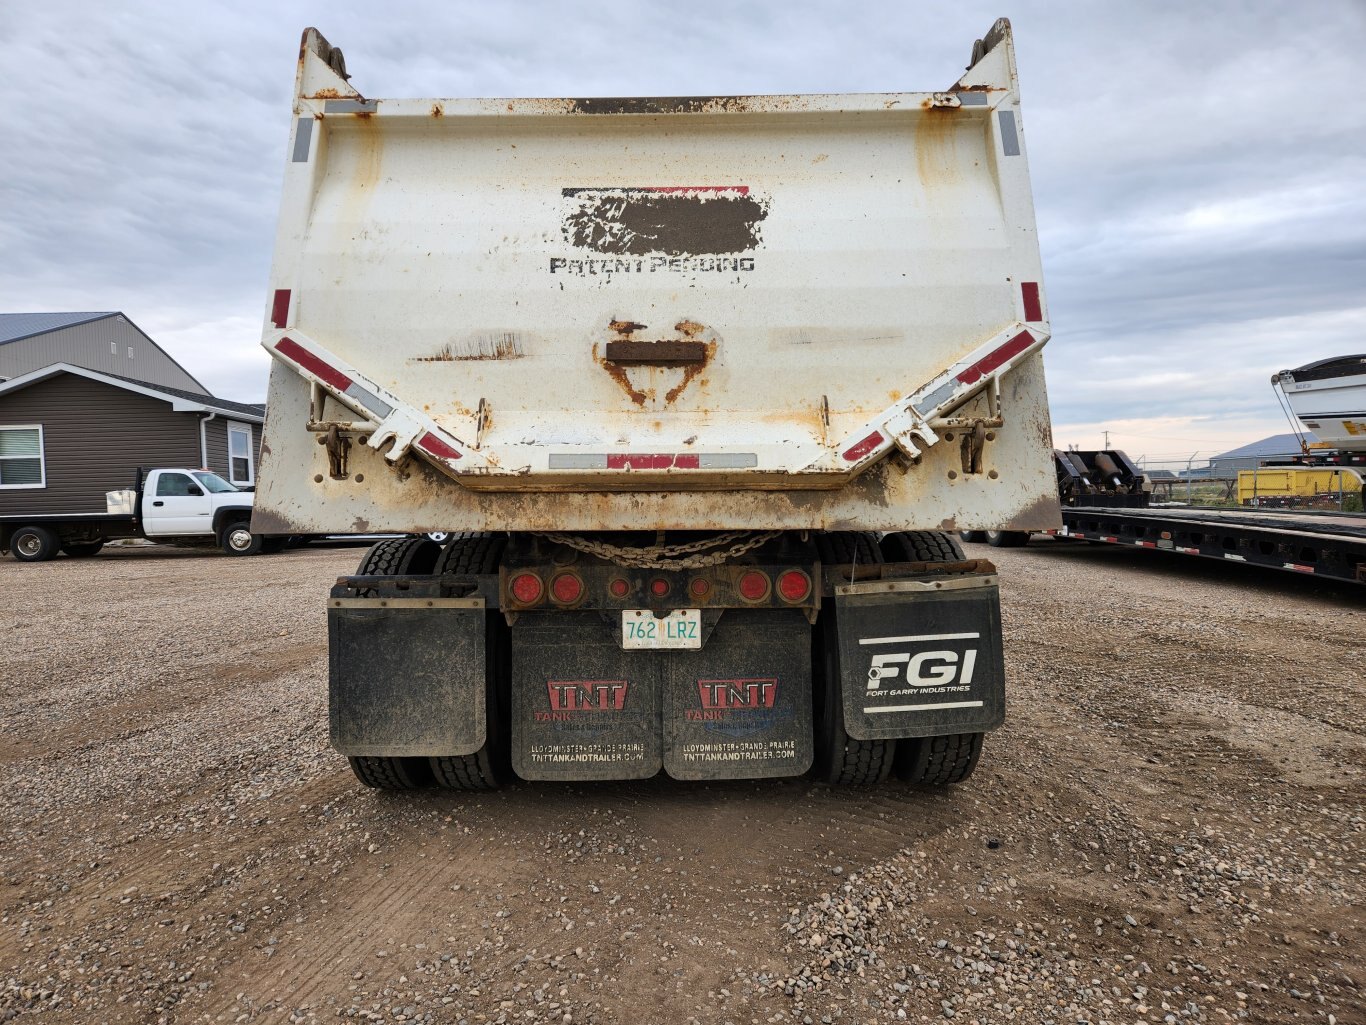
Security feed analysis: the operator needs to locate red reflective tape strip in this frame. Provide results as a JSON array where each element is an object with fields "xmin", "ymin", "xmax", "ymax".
[
  {"xmin": 842, "ymin": 431, "xmax": 884, "ymax": 462},
  {"xmin": 957, "ymin": 331, "xmax": 1034, "ymax": 385},
  {"xmin": 607, "ymin": 453, "xmax": 675, "ymax": 470},
  {"xmin": 1136, "ymin": 541, "xmax": 1156, "ymax": 548},
  {"xmin": 270, "ymin": 289, "xmax": 291, "ymax": 329},
  {"xmin": 1101, "ymin": 535, "xmax": 1118, "ymax": 543},
  {"xmin": 1021, "ymin": 282, "xmax": 1042, "ymax": 322},
  {"xmin": 275, "ymin": 337, "xmax": 351, "ymax": 391},
  {"xmin": 417, "ymin": 433, "xmax": 462, "ymax": 461},
  {"xmin": 673, "ymin": 454, "xmax": 700, "ymax": 469},
  {"xmin": 1285, "ymin": 563, "xmax": 1315, "ymax": 574},
  {"xmin": 1177, "ymin": 547, "xmax": 1200, "ymax": 555}
]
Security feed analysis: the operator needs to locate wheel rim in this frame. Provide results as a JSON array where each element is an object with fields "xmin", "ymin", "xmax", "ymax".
[
  {"xmin": 16, "ymin": 534, "xmax": 41, "ymax": 558},
  {"xmin": 228, "ymin": 528, "xmax": 253, "ymax": 551}
]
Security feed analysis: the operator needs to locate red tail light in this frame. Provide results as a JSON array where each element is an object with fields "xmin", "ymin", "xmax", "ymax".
[
  {"xmin": 650, "ymin": 578, "xmax": 671, "ymax": 597},
  {"xmin": 510, "ymin": 572, "xmax": 543, "ymax": 605},
  {"xmin": 608, "ymin": 578, "xmax": 631, "ymax": 599},
  {"xmin": 689, "ymin": 578, "xmax": 710, "ymax": 598},
  {"xmin": 737, "ymin": 570, "xmax": 770, "ymax": 602},
  {"xmin": 776, "ymin": 569, "xmax": 812, "ymax": 603},
  {"xmin": 550, "ymin": 572, "xmax": 584, "ymax": 605}
]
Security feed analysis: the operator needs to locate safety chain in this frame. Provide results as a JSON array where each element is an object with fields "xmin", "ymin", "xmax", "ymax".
[{"xmin": 533, "ymin": 530, "xmax": 783, "ymax": 571}]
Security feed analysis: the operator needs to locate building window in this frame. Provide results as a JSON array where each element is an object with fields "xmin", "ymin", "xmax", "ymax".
[
  {"xmin": 228, "ymin": 423, "xmax": 254, "ymax": 485},
  {"xmin": 128, "ymin": 346, "xmax": 134, "ymax": 359},
  {"xmin": 110, "ymin": 341, "xmax": 118, "ymax": 354},
  {"xmin": 0, "ymin": 425, "xmax": 45, "ymax": 488}
]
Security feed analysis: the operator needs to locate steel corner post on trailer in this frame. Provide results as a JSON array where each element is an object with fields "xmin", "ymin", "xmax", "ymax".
[{"xmin": 254, "ymin": 20, "xmax": 1060, "ymax": 790}]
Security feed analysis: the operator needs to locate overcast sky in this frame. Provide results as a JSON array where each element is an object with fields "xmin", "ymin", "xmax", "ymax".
[{"xmin": 3, "ymin": 1, "xmax": 1363, "ymax": 465}]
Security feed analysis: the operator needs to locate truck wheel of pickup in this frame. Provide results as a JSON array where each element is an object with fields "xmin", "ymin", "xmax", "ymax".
[
  {"xmin": 986, "ymin": 530, "xmax": 1030, "ymax": 548},
  {"xmin": 221, "ymin": 520, "xmax": 263, "ymax": 556},
  {"xmin": 959, "ymin": 530, "xmax": 988, "ymax": 544},
  {"xmin": 881, "ymin": 530, "xmax": 965, "ymax": 563},
  {"xmin": 348, "ymin": 756, "xmax": 434, "ymax": 790},
  {"xmin": 11, "ymin": 525, "xmax": 60, "ymax": 562},
  {"xmin": 896, "ymin": 731, "xmax": 984, "ymax": 786},
  {"xmin": 430, "ymin": 533, "xmax": 514, "ymax": 790},
  {"xmin": 813, "ymin": 531, "xmax": 896, "ymax": 785},
  {"xmin": 62, "ymin": 540, "xmax": 105, "ymax": 558}
]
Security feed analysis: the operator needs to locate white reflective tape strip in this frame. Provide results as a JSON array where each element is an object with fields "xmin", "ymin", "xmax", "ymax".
[
  {"xmin": 324, "ymin": 99, "xmax": 379, "ymax": 113},
  {"xmin": 864, "ymin": 700, "xmax": 985, "ymax": 714},
  {"xmin": 998, "ymin": 110, "xmax": 1020, "ymax": 155},
  {"xmin": 548, "ymin": 453, "xmax": 608, "ymax": 470},
  {"xmin": 859, "ymin": 632, "xmax": 981, "ymax": 646},
  {"xmin": 698, "ymin": 453, "xmax": 759, "ymax": 469},
  {"xmin": 1224, "ymin": 554, "xmax": 1246, "ymax": 562},
  {"xmin": 919, "ymin": 379, "xmax": 960, "ymax": 413},
  {"xmin": 291, "ymin": 118, "xmax": 313, "ymax": 162},
  {"xmin": 344, "ymin": 382, "xmax": 393, "ymax": 419}
]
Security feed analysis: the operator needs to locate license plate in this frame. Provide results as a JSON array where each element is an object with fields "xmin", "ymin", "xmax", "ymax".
[{"xmin": 622, "ymin": 609, "xmax": 701, "ymax": 650}]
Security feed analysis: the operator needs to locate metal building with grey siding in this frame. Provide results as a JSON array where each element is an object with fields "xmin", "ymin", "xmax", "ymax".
[
  {"xmin": 0, "ymin": 312, "xmax": 208, "ymax": 394},
  {"xmin": 1208, "ymin": 433, "xmax": 1319, "ymax": 477}
]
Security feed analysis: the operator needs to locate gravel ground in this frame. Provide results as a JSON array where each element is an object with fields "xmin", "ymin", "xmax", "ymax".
[{"xmin": 0, "ymin": 539, "xmax": 1361, "ymax": 1025}]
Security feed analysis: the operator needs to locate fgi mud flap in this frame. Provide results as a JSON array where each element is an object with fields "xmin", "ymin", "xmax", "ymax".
[
  {"xmin": 328, "ymin": 597, "xmax": 487, "ymax": 756},
  {"xmin": 835, "ymin": 576, "xmax": 1004, "ymax": 740},
  {"xmin": 511, "ymin": 613, "xmax": 662, "ymax": 780},
  {"xmin": 663, "ymin": 610, "xmax": 813, "ymax": 780}
]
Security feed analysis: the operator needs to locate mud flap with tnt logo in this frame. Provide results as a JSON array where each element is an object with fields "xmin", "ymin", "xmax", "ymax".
[
  {"xmin": 511, "ymin": 609, "xmax": 812, "ymax": 781},
  {"xmin": 835, "ymin": 575, "xmax": 1005, "ymax": 740}
]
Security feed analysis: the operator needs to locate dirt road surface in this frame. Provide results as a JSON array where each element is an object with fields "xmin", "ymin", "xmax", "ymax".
[{"xmin": 1, "ymin": 540, "xmax": 1362, "ymax": 1025}]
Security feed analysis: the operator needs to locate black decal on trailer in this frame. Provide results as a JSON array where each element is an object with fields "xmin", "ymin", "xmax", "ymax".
[
  {"xmin": 835, "ymin": 583, "xmax": 1005, "ymax": 740},
  {"xmin": 562, "ymin": 187, "xmax": 768, "ymax": 257},
  {"xmin": 511, "ymin": 612, "xmax": 662, "ymax": 780},
  {"xmin": 663, "ymin": 610, "xmax": 812, "ymax": 780}
]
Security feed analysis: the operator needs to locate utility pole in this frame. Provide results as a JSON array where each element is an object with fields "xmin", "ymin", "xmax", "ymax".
[{"xmin": 1102, "ymin": 430, "xmax": 1111, "ymax": 449}]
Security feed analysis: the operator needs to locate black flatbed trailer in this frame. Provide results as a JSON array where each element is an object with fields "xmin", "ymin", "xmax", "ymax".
[{"xmin": 1049, "ymin": 504, "xmax": 1366, "ymax": 585}]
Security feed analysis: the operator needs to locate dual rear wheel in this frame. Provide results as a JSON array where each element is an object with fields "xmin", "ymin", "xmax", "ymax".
[
  {"xmin": 347, "ymin": 534, "xmax": 513, "ymax": 792},
  {"xmin": 348, "ymin": 531, "xmax": 985, "ymax": 791},
  {"xmin": 813, "ymin": 530, "xmax": 984, "ymax": 787}
]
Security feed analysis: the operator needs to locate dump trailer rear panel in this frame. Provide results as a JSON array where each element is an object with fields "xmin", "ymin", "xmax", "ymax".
[
  {"xmin": 254, "ymin": 21, "xmax": 1058, "ymax": 537},
  {"xmin": 256, "ymin": 21, "xmax": 1055, "ymax": 789}
]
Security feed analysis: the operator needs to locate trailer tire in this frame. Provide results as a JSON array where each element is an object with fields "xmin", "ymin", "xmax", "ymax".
[
  {"xmin": 11, "ymin": 526, "xmax": 60, "ymax": 562},
  {"xmin": 881, "ymin": 530, "xmax": 965, "ymax": 563},
  {"xmin": 348, "ymin": 756, "xmax": 434, "ymax": 790},
  {"xmin": 355, "ymin": 536, "xmax": 442, "ymax": 578},
  {"xmin": 221, "ymin": 520, "xmax": 263, "ymax": 556},
  {"xmin": 62, "ymin": 540, "xmax": 105, "ymax": 558},
  {"xmin": 986, "ymin": 529, "xmax": 1030, "ymax": 548},
  {"xmin": 430, "ymin": 533, "xmax": 513, "ymax": 790},
  {"xmin": 896, "ymin": 731, "xmax": 984, "ymax": 786},
  {"xmin": 813, "ymin": 531, "xmax": 896, "ymax": 785},
  {"xmin": 959, "ymin": 530, "xmax": 988, "ymax": 544}
]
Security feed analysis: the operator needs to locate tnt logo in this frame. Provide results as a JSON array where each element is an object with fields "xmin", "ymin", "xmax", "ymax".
[
  {"xmin": 866, "ymin": 650, "xmax": 977, "ymax": 691},
  {"xmin": 546, "ymin": 680, "xmax": 629, "ymax": 712},
  {"xmin": 697, "ymin": 679, "xmax": 778, "ymax": 710}
]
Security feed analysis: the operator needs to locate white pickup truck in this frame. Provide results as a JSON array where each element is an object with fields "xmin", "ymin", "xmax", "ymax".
[{"xmin": 1, "ymin": 468, "xmax": 271, "ymax": 561}]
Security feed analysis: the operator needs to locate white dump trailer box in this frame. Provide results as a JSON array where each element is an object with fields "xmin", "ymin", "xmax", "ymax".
[
  {"xmin": 254, "ymin": 21, "xmax": 1057, "ymax": 536},
  {"xmin": 258, "ymin": 23, "xmax": 1057, "ymax": 793}
]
